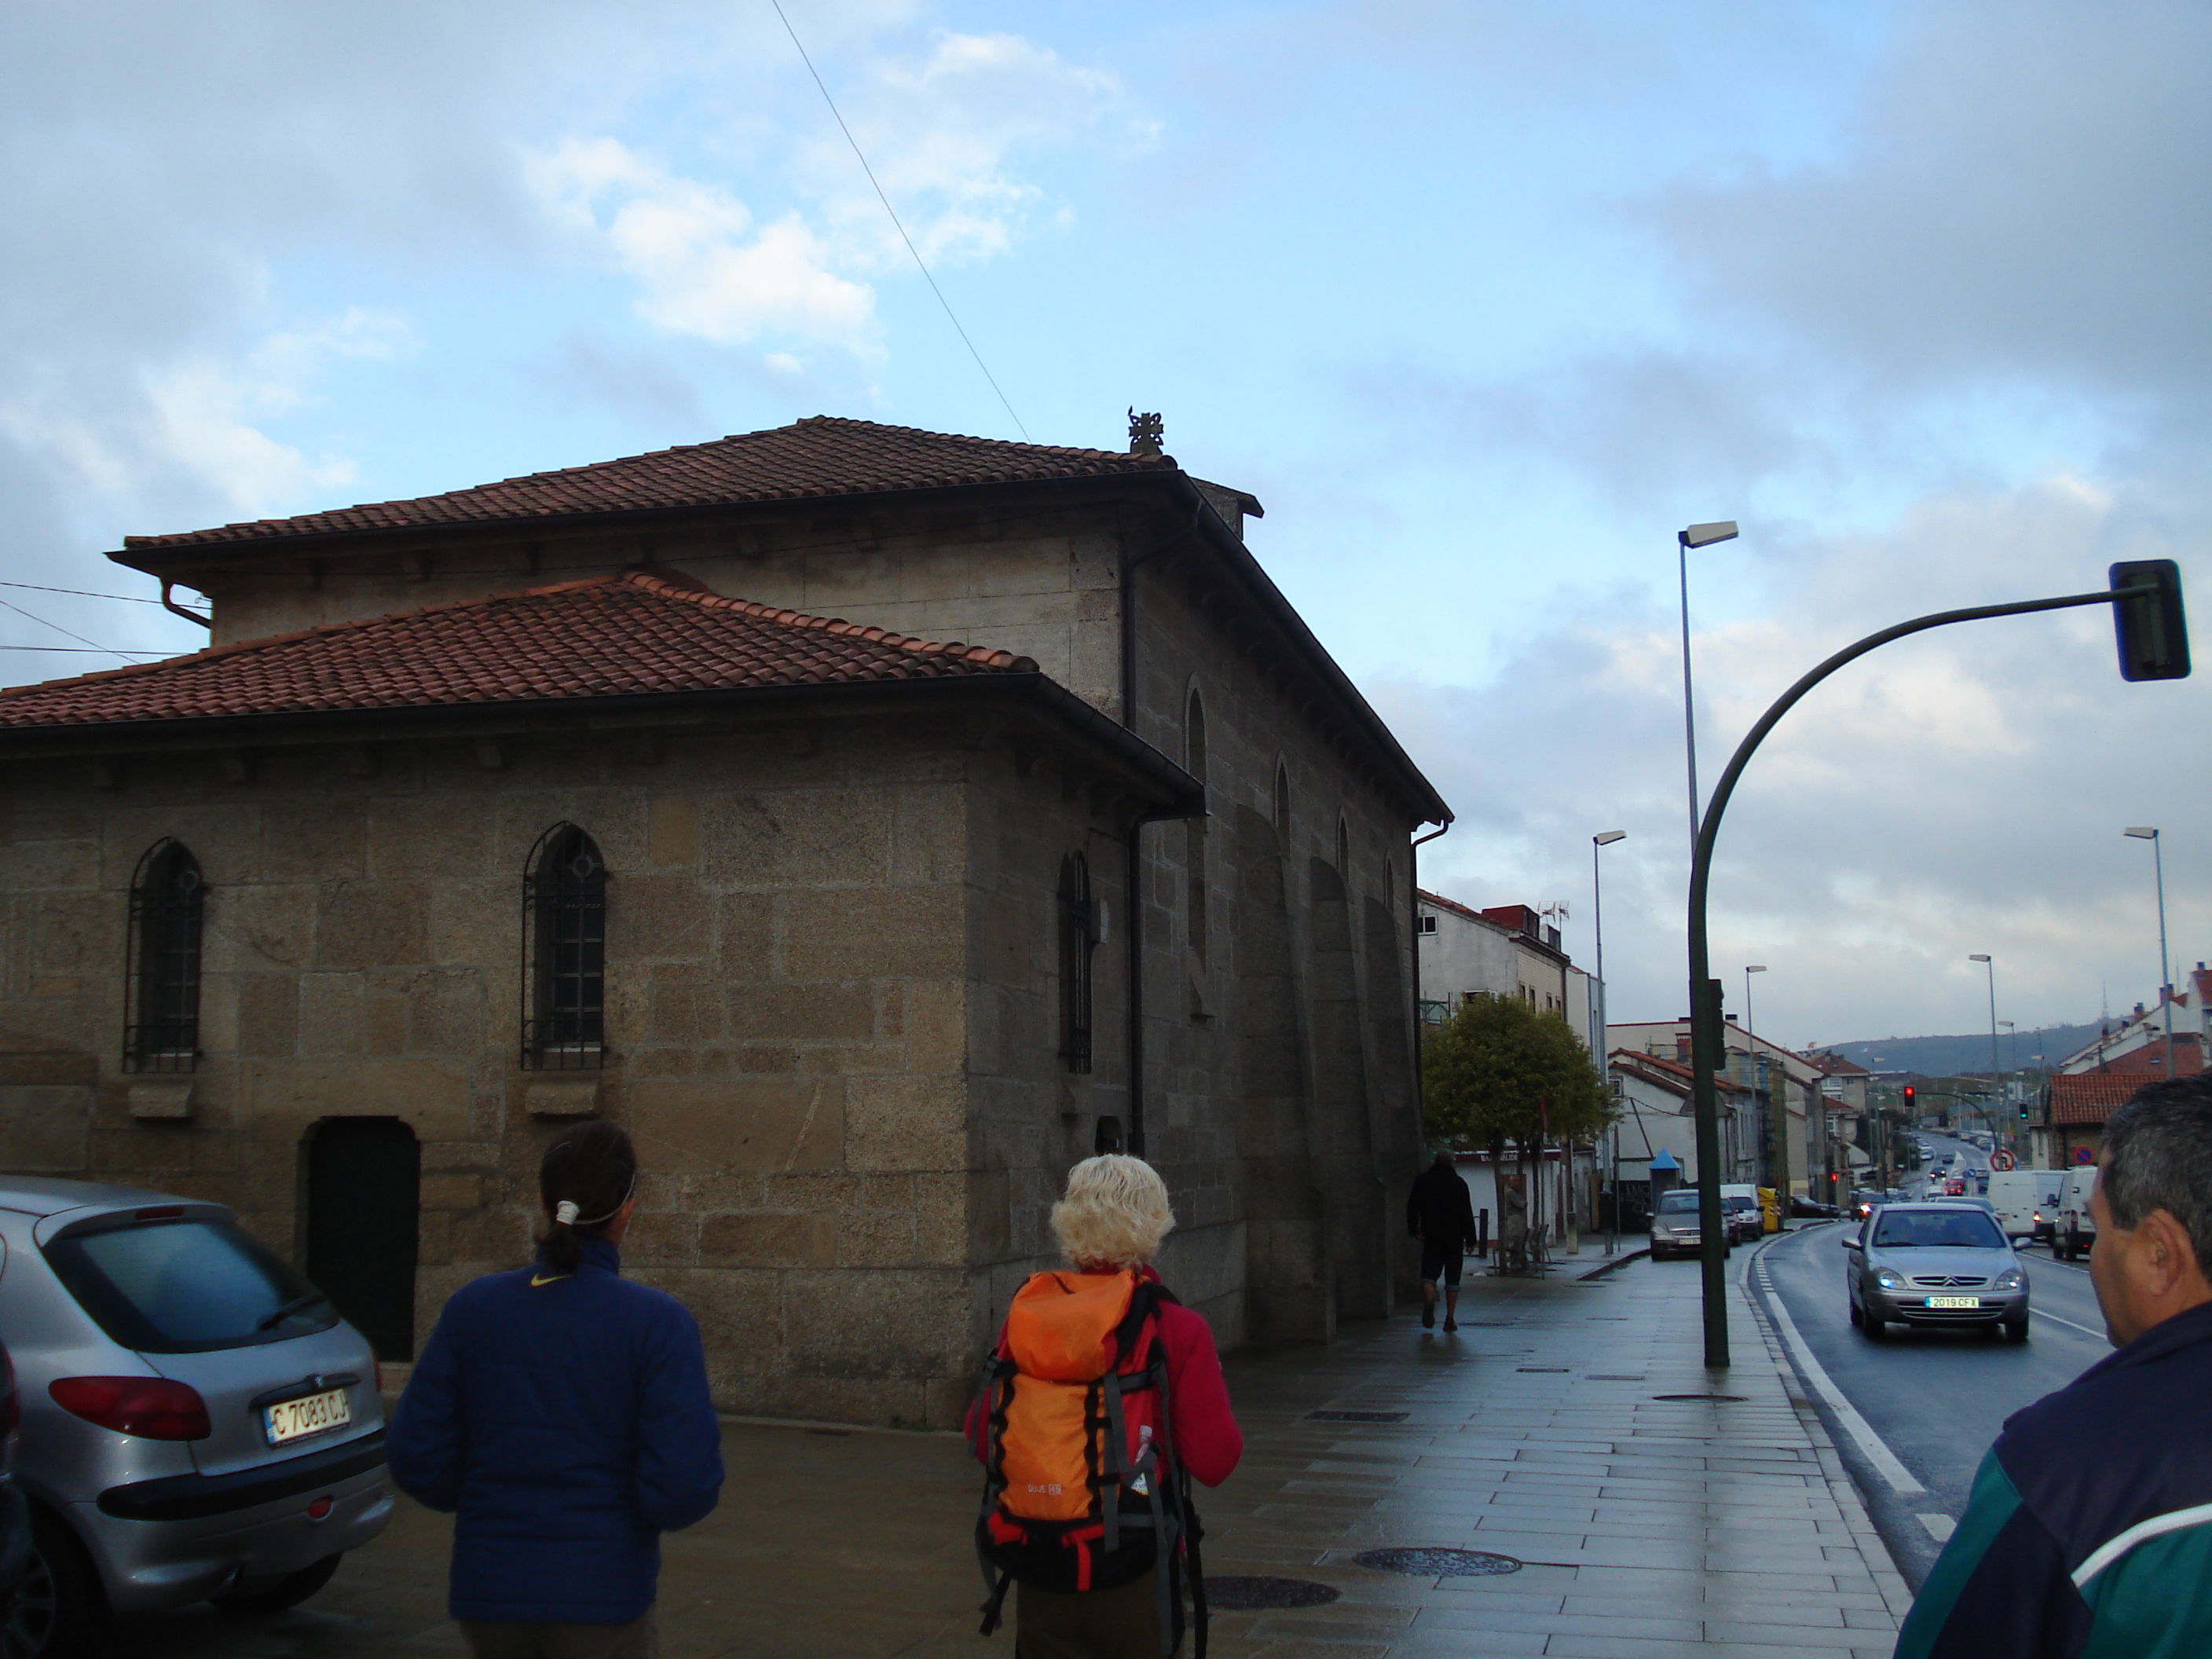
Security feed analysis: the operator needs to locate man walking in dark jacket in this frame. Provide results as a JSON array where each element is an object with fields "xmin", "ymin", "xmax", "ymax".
[
  {"xmin": 1895, "ymin": 1073, "xmax": 2212, "ymax": 1659},
  {"xmin": 389, "ymin": 1122, "xmax": 723, "ymax": 1658},
  {"xmin": 1408, "ymin": 1149, "xmax": 1478, "ymax": 1331}
]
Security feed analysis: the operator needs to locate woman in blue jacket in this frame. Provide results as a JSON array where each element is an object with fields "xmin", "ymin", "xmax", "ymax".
[{"xmin": 389, "ymin": 1122, "xmax": 723, "ymax": 1658}]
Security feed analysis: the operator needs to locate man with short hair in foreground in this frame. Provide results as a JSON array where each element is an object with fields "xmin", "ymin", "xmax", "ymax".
[{"xmin": 1895, "ymin": 1072, "xmax": 2212, "ymax": 1658}]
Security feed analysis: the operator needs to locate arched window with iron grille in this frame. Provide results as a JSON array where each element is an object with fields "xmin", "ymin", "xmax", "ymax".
[
  {"xmin": 125, "ymin": 840, "xmax": 205, "ymax": 1072},
  {"xmin": 1058, "ymin": 851, "xmax": 1096, "ymax": 1073},
  {"xmin": 522, "ymin": 823, "xmax": 607, "ymax": 1069}
]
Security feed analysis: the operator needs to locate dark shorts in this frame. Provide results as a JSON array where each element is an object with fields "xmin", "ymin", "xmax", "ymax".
[{"xmin": 1419, "ymin": 1242, "xmax": 1464, "ymax": 1286}]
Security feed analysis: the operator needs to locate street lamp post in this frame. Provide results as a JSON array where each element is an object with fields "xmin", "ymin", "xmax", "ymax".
[
  {"xmin": 1593, "ymin": 830, "xmax": 1627, "ymax": 1254},
  {"xmin": 1745, "ymin": 965, "xmax": 1778, "ymax": 1210},
  {"xmin": 1677, "ymin": 522, "xmax": 1739, "ymax": 859},
  {"xmin": 2124, "ymin": 827, "xmax": 2175, "ymax": 1078},
  {"xmin": 1684, "ymin": 565, "xmax": 2187, "ymax": 1369},
  {"xmin": 1970, "ymin": 954, "xmax": 1998, "ymax": 1129}
]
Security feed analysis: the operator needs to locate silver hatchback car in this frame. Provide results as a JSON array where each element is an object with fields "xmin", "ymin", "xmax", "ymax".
[
  {"xmin": 0, "ymin": 1177, "xmax": 391, "ymax": 1654},
  {"xmin": 1842, "ymin": 1200, "xmax": 2030, "ymax": 1341}
]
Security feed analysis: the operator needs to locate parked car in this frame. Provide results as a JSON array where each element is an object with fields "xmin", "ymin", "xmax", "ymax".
[
  {"xmin": 1718, "ymin": 1185, "xmax": 1764, "ymax": 1244},
  {"xmin": 1987, "ymin": 1170, "xmax": 2065, "ymax": 1246},
  {"xmin": 2055, "ymin": 1166, "xmax": 2099, "ymax": 1259},
  {"xmin": 0, "ymin": 1177, "xmax": 392, "ymax": 1654},
  {"xmin": 1789, "ymin": 1196, "xmax": 1840, "ymax": 1219},
  {"xmin": 1649, "ymin": 1189, "xmax": 1731, "ymax": 1261},
  {"xmin": 1841, "ymin": 1201, "xmax": 2028, "ymax": 1341}
]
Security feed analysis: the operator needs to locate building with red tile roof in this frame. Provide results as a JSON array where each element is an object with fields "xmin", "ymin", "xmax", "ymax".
[{"xmin": 0, "ymin": 414, "xmax": 1449, "ymax": 1424}]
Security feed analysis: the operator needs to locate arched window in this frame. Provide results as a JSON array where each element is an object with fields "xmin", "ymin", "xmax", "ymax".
[
  {"xmin": 1058, "ymin": 852, "xmax": 1097, "ymax": 1073},
  {"xmin": 1185, "ymin": 688, "xmax": 1208, "ymax": 965},
  {"xmin": 1272, "ymin": 760, "xmax": 1291, "ymax": 837},
  {"xmin": 1336, "ymin": 815, "xmax": 1350, "ymax": 878},
  {"xmin": 522, "ymin": 823, "xmax": 607, "ymax": 1068},
  {"xmin": 125, "ymin": 839, "xmax": 204, "ymax": 1072}
]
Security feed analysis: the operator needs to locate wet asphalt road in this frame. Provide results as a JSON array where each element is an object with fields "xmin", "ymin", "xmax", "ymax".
[{"xmin": 1752, "ymin": 1138, "xmax": 2113, "ymax": 1589}]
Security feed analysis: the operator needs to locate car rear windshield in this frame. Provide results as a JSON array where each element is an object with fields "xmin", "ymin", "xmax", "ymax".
[
  {"xmin": 43, "ymin": 1219, "xmax": 338, "ymax": 1355},
  {"xmin": 1872, "ymin": 1210, "xmax": 2007, "ymax": 1251},
  {"xmin": 1723, "ymin": 1196, "xmax": 1756, "ymax": 1211},
  {"xmin": 1655, "ymin": 1191, "xmax": 1701, "ymax": 1214}
]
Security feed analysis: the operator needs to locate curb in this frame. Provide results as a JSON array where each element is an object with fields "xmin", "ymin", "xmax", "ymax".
[{"xmin": 1573, "ymin": 1247, "xmax": 1649, "ymax": 1279}]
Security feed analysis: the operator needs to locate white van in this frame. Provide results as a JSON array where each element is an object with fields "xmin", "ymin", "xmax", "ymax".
[
  {"xmin": 1987, "ymin": 1169, "xmax": 2064, "ymax": 1245},
  {"xmin": 2055, "ymin": 1165, "xmax": 2098, "ymax": 1259}
]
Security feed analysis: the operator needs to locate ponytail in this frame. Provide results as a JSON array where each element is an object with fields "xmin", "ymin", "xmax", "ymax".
[{"xmin": 537, "ymin": 1121, "xmax": 638, "ymax": 1274}]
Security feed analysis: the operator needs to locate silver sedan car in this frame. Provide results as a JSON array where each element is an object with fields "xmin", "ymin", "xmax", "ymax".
[
  {"xmin": 1842, "ymin": 1201, "xmax": 2030, "ymax": 1341},
  {"xmin": 0, "ymin": 1177, "xmax": 391, "ymax": 1654}
]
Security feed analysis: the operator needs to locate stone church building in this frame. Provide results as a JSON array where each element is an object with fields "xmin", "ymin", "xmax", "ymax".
[{"xmin": 0, "ymin": 417, "xmax": 1450, "ymax": 1426}]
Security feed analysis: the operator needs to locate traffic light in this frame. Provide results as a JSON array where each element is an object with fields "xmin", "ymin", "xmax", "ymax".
[
  {"xmin": 2111, "ymin": 559, "xmax": 2190, "ymax": 682},
  {"xmin": 2019, "ymin": 1101, "xmax": 2030, "ymax": 1122},
  {"xmin": 1903, "ymin": 1084, "xmax": 1916, "ymax": 1114}
]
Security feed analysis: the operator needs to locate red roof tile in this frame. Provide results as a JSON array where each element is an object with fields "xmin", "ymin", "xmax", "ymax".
[
  {"xmin": 2048, "ymin": 1073, "xmax": 2149, "ymax": 1126},
  {"xmin": 121, "ymin": 417, "xmax": 1181, "ymax": 553},
  {"xmin": 0, "ymin": 571, "xmax": 1035, "ymax": 727}
]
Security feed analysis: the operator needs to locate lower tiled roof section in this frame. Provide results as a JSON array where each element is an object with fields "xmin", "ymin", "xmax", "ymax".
[
  {"xmin": 0, "ymin": 572, "xmax": 1037, "ymax": 727},
  {"xmin": 2049, "ymin": 1072, "xmax": 2153, "ymax": 1126}
]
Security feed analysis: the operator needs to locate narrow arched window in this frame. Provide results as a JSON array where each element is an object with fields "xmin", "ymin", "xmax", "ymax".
[
  {"xmin": 1185, "ymin": 688, "xmax": 1209, "ymax": 965},
  {"xmin": 1059, "ymin": 852, "xmax": 1096, "ymax": 1073},
  {"xmin": 126, "ymin": 840, "xmax": 204, "ymax": 1072},
  {"xmin": 1336, "ymin": 815, "xmax": 1350, "ymax": 878},
  {"xmin": 1272, "ymin": 760, "xmax": 1291, "ymax": 837},
  {"xmin": 522, "ymin": 823, "xmax": 607, "ymax": 1069}
]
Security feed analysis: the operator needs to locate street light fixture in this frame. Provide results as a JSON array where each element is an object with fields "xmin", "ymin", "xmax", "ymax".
[
  {"xmin": 1592, "ymin": 830, "xmax": 1626, "ymax": 1253},
  {"xmin": 2124, "ymin": 827, "xmax": 2175, "ymax": 1078},
  {"xmin": 1677, "ymin": 522, "xmax": 1739, "ymax": 860}
]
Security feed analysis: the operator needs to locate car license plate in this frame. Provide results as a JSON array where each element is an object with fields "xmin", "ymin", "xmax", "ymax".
[
  {"xmin": 264, "ymin": 1387, "xmax": 350, "ymax": 1446},
  {"xmin": 1923, "ymin": 1295, "xmax": 1981, "ymax": 1309}
]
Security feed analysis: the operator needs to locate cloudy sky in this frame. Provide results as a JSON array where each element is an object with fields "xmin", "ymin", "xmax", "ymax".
[{"xmin": 3, "ymin": 0, "xmax": 2204, "ymax": 1050}]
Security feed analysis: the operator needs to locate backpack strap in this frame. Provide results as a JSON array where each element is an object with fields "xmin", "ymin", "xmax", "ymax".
[
  {"xmin": 977, "ymin": 1566, "xmax": 1014, "ymax": 1638},
  {"xmin": 973, "ymin": 1353, "xmax": 1018, "ymax": 1613},
  {"xmin": 1100, "ymin": 1369, "xmax": 1127, "ymax": 1553}
]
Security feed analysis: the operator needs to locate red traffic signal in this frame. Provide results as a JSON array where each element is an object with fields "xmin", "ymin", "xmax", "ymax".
[
  {"xmin": 1903, "ymin": 1085, "xmax": 1917, "ymax": 1110},
  {"xmin": 2111, "ymin": 560, "xmax": 2190, "ymax": 682}
]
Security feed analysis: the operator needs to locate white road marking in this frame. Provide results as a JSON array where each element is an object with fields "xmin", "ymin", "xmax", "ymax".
[
  {"xmin": 1918, "ymin": 1514, "xmax": 1957, "ymax": 1543},
  {"xmin": 2032, "ymin": 1309, "xmax": 2108, "ymax": 1340},
  {"xmin": 1752, "ymin": 1240, "xmax": 1927, "ymax": 1496}
]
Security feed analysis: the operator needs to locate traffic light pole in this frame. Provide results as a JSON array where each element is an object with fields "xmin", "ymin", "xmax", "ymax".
[{"xmin": 1689, "ymin": 579, "xmax": 2174, "ymax": 1369}]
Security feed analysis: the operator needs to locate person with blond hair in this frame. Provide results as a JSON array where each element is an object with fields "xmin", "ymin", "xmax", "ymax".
[{"xmin": 971, "ymin": 1155, "xmax": 1242, "ymax": 1658}]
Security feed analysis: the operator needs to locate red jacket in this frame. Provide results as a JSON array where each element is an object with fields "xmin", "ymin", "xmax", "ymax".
[{"xmin": 969, "ymin": 1269, "xmax": 1243, "ymax": 1489}]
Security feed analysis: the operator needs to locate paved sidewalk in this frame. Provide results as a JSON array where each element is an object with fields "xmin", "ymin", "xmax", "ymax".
[{"xmin": 112, "ymin": 1249, "xmax": 1910, "ymax": 1658}]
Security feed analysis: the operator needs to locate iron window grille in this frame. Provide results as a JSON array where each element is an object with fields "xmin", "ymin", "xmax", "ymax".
[
  {"xmin": 522, "ymin": 822, "xmax": 608, "ymax": 1070},
  {"xmin": 124, "ymin": 839, "xmax": 205, "ymax": 1073},
  {"xmin": 1059, "ymin": 851, "xmax": 1097, "ymax": 1073}
]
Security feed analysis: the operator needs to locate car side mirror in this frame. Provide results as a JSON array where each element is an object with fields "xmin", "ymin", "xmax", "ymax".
[{"xmin": 1840, "ymin": 1236, "xmax": 1862, "ymax": 1251}]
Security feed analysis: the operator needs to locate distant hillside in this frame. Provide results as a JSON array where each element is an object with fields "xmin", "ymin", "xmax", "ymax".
[{"xmin": 1815, "ymin": 1024, "xmax": 2106, "ymax": 1077}]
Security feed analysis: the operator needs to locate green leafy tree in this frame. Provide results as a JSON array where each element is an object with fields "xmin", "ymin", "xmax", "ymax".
[{"xmin": 1422, "ymin": 995, "xmax": 1610, "ymax": 1154}]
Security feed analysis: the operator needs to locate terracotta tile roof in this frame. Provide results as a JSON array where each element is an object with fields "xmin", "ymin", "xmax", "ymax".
[
  {"xmin": 122, "ymin": 417, "xmax": 1181, "ymax": 553},
  {"xmin": 2048, "ymin": 1073, "xmax": 2152, "ymax": 1126},
  {"xmin": 0, "ymin": 571, "xmax": 1035, "ymax": 727},
  {"xmin": 1608, "ymin": 1049, "xmax": 1750, "ymax": 1098}
]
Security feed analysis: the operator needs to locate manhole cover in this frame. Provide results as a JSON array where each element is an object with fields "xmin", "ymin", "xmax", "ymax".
[
  {"xmin": 1205, "ymin": 1576, "xmax": 1341, "ymax": 1610},
  {"xmin": 1306, "ymin": 1410, "xmax": 1408, "ymax": 1423},
  {"xmin": 1651, "ymin": 1393, "xmax": 1747, "ymax": 1402},
  {"xmin": 1355, "ymin": 1547, "xmax": 1522, "ymax": 1577},
  {"xmin": 1516, "ymin": 1367, "xmax": 1569, "ymax": 1373}
]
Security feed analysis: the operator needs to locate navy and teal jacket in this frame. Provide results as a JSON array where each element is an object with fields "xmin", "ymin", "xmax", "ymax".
[
  {"xmin": 386, "ymin": 1238, "xmax": 723, "ymax": 1624},
  {"xmin": 1895, "ymin": 1299, "xmax": 2212, "ymax": 1659}
]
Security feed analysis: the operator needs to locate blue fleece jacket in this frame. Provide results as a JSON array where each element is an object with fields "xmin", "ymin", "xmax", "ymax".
[{"xmin": 386, "ymin": 1238, "xmax": 723, "ymax": 1624}]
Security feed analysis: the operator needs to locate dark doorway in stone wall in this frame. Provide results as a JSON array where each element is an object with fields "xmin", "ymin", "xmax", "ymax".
[{"xmin": 306, "ymin": 1117, "xmax": 420, "ymax": 1361}]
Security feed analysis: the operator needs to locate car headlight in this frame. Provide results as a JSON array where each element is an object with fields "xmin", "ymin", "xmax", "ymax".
[
  {"xmin": 1873, "ymin": 1269, "xmax": 1903, "ymax": 1290},
  {"xmin": 1994, "ymin": 1268, "xmax": 2025, "ymax": 1291}
]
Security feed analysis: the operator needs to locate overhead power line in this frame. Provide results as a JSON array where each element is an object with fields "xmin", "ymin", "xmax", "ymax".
[
  {"xmin": 0, "ymin": 579, "xmax": 169, "ymax": 604},
  {"xmin": 0, "ymin": 644, "xmax": 167, "ymax": 655},
  {"xmin": 767, "ymin": 0, "xmax": 1031, "ymax": 441},
  {"xmin": 0, "ymin": 595, "xmax": 141, "ymax": 663}
]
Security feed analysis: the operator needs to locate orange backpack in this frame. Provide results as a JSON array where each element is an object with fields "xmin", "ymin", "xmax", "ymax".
[{"xmin": 973, "ymin": 1269, "xmax": 1206, "ymax": 1655}]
